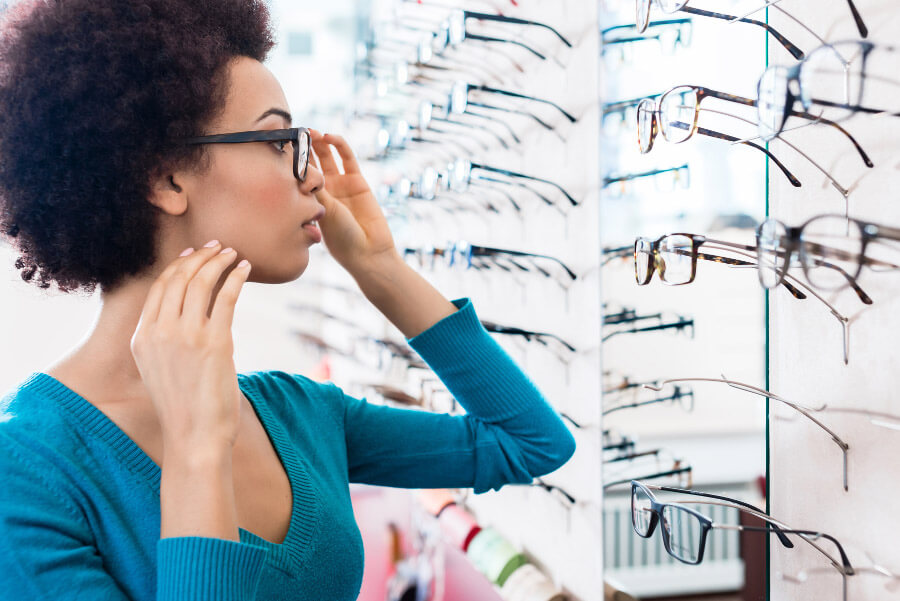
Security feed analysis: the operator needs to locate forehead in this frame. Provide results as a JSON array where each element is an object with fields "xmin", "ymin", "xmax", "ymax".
[{"xmin": 216, "ymin": 56, "xmax": 290, "ymax": 128}]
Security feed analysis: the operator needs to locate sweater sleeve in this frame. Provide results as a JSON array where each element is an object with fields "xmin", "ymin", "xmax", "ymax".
[
  {"xmin": 334, "ymin": 297, "xmax": 576, "ymax": 494},
  {"xmin": 0, "ymin": 438, "xmax": 268, "ymax": 601}
]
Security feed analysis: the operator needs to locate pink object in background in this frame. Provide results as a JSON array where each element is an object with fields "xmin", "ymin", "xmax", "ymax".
[
  {"xmin": 351, "ymin": 485, "xmax": 503, "ymax": 601},
  {"xmin": 437, "ymin": 503, "xmax": 482, "ymax": 552}
]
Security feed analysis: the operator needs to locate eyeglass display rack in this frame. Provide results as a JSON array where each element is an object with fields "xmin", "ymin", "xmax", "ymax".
[
  {"xmin": 300, "ymin": 0, "xmax": 603, "ymax": 600},
  {"xmin": 288, "ymin": 0, "xmax": 900, "ymax": 600},
  {"xmin": 764, "ymin": 3, "xmax": 900, "ymax": 601}
]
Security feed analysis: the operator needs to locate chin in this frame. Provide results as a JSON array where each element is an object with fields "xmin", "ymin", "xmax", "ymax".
[{"xmin": 248, "ymin": 252, "xmax": 311, "ymax": 284}]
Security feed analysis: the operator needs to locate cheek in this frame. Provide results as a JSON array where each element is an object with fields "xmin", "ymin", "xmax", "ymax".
[{"xmin": 216, "ymin": 149, "xmax": 294, "ymax": 214}]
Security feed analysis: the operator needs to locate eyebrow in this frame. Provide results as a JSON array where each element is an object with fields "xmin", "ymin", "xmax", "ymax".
[{"xmin": 256, "ymin": 108, "xmax": 293, "ymax": 125}]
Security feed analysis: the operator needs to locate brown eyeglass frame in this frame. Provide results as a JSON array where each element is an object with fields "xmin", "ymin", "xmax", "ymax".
[
  {"xmin": 637, "ymin": 95, "xmax": 801, "ymax": 187},
  {"xmin": 634, "ymin": 233, "xmax": 806, "ymax": 299},
  {"xmin": 635, "ymin": 232, "xmax": 874, "ymax": 305}
]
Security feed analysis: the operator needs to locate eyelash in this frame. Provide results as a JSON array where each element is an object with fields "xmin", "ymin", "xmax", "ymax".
[{"xmin": 272, "ymin": 140, "xmax": 291, "ymax": 153}]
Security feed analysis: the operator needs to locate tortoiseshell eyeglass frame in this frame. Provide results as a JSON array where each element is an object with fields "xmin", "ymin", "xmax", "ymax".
[
  {"xmin": 634, "ymin": 233, "xmax": 807, "ymax": 299},
  {"xmin": 636, "ymin": 93, "xmax": 802, "ymax": 187},
  {"xmin": 635, "ymin": 0, "xmax": 825, "ymax": 58}
]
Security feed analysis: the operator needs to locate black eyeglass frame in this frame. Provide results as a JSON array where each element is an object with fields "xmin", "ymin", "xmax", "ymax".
[{"xmin": 177, "ymin": 127, "xmax": 312, "ymax": 184}]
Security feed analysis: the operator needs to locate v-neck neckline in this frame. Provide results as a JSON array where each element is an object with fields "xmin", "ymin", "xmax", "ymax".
[{"xmin": 25, "ymin": 371, "xmax": 320, "ymax": 574}]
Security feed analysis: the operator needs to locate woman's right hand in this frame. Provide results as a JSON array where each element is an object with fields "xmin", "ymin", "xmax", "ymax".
[{"xmin": 130, "ymin": 241, "xmax": 252, "ymax": 454}]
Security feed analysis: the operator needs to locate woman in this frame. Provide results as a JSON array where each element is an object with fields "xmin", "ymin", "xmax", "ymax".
[{"xmin": 0, "ymin": 2, "xmax": 576, "ymax": 600}]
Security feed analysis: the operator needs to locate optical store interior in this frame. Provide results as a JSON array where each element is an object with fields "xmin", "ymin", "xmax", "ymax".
[{"xmin": 1, "ymin": 0, "xmax": 899, "ymax": 600}]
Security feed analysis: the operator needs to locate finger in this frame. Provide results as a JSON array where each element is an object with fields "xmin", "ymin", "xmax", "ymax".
[
  {"xmin": 322, "ymin": 133, "xmax": 361, "ymax": 174},
  {"xmin": 314, "ymin": 186, "xmax": 353, "ymax": 235},
  {"xmin": 182, "ymin": 246, "xmax": 241, "ymax": 323},
  {"xmin": 140, "ymin": 249, "xmax": 191, "ymax": 325},
  {"xmin": 156, "ymin": 241, "xmax": 223, "ymax": 323},
  {"xmin": 209, "ymin": 258, "xmax": 251, "ymax": 332},
  {"xmin": 310, "ymin": 129, "xmax": 341, "ymax": 176}
]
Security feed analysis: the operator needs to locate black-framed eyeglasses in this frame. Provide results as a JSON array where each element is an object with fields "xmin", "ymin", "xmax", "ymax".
[
  {"xmin": 442, "ymin": 9, "xmax": 572, "ymax": 61},
  {"xmin": 176, "ymin": 127, "xmax": 311, "ymax": 183},
  {"xmin": 602, "ymin": 18, "xmax": 693, "ymax": 58},
  {"xmin": 603, "ymin": 164, "xmax": 690, "ymax": 198},
  {"xmin": 481, "ymin": 320, "xmax": 577, "ymax": 353},
  {"xmin": 756, "ymin": 214, "xmax": 900, "ymax": 293},
  {"xmin": 631, "ymin": 481, "xmax": 854, "ymax": 588},
  {"xmin": 449, "ymin": 157, "xmax": 579, "ymax": 208},
  {"xmin": 635, "ymin": 0, "xmax": 807, "ymax": 59},
  {"xmin": 446, "ymin": 241, "xmax": 577, "ymax": 281},
  {"xmin": 601, "ymin": 315, "xmax": 694, "ymax": 342},
  {"xmin": 757, "ymin": 41, "xmax": 900, "ymax": 141},
  {"xmin": 603, "ymin": 385, "xmax": 694, "ymax": 416},
  {"xmin": 451, "ymin": 81, "xmax": 577, "ymax": 128}
]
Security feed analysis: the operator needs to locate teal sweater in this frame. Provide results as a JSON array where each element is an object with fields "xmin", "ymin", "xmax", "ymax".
[{"xmin": 0, "ymin": 297, "xmax": 575, "ymax": 601}]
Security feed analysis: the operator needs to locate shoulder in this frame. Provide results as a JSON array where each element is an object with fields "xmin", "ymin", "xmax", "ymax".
[
  {"xmin": 0, "ymin": 373, "xmax": 77, "ymax": 463},
  {"xmin": 0, "ymin": 382, "xmax": 85, "ymax": 520},
  {"xmin": 237, "ymin": 369, "xmax": 347, "ymax": 426}
]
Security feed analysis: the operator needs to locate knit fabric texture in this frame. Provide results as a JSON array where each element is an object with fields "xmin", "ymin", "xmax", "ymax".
[{"xmin": 0, "ymin": 297, "xmax": 576, "ymax": 600}]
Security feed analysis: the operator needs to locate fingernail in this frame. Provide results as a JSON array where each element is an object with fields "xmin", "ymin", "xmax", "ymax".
[
  {"xmin": 238, "ymin": 259, "xmax": 250, "ymax": 268},
  {"xmin": 203, "ymin": 239, "xmax": 219, "ymax": 248},
  {"xmin": 180, "ymin": 247, "xmax": 194, "ymax": 257},
  {"xmin": 219, "ymin": 247, "xmax": 234, "ymax": 254}
]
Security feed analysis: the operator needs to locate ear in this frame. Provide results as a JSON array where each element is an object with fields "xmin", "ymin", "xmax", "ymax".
[{"xmin": 148, "ymin": 173, "xmax": 189, "ymax": 216}]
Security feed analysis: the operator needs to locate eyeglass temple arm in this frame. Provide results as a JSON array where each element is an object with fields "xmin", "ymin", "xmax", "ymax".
[
  {"xmin": 647, "ymin": 377, "xmax": 850, "ymax": 490},
  {"xmin": 602, "ymin": 318, "xmax": 694, "ymax": 341},
  {"xmin": 465, "ymin": 100, "xmax": 553, "ymax": 132},
  {"xmin": 463, "ymin": 11, "xmax": 572, "ymax": 47},
  {"xmin": 604, "ymin": 93, "xmax": 663, "ymax": 114},
  {"xmin": 602, "ymin": 390, "xmax": 692, "ymax": 416},
  {"xmin": 605, "ymin": 449, "xmax": 662, "ymax": 464},
  {"xmin": 471, "ymin": 162, "xmax": 578, "ymax": 206},
  {"xmin": 692, "ymin": 125, "xmax": 801, "ymax": 187},
  {"xmin": 802, "ymin": 236, "xmax": 900, "ymax": 272},
  {"xmin": 604, "ymin": 164, "xmax": 689, "ymax": 186},
  {"xmin": 604, "ymin": 313, "xmax": 662, "ymax": 325},
  {"xmin": 469, "ymin": 84, "xmax": 578, "ymax": 123},
  {"xmin": 672, "ymin": 247, "xmax": 807, "ymax": 299},
  {"xmin": 679, "ymin": 6, "xmax": 804, "ymax": 59},
  {"xmin": 533, "ymin": 480, "xmax": 578, "ymax": 505},
  {"xmin": 651, "ymin": 485, "xmax": 795, "ymax": 548},
  {"xmin": 717, "ymin": 523, "xmax": 853, "ymax": 574},
  {"xmin": 602, "ymin": 18, "xmax": 690, "ymax": 37},
  {"xmin": 470, "ymin": 244, "xmax": 577, "ymax": 279},
  {"xmin": 700, "ymin": 239, "xmax": 871, "ymax": 303},
  {"xmin": 843, "ymin": 0, "xmax": 868, "ymax": 37},
  {"xmin": 604, "ymin": 466, "xmax": 691, "ymax": 489},
  {"xmin": 463, "ymin": 32, "xmax": 547, "ymax": 60},
  {"xmin": 700, "ymin": 87, "xmax": 873, "ymax": 167},
  {"xmin": 472, "ymin": 173, "xmax": 554, "ymax": 207}
]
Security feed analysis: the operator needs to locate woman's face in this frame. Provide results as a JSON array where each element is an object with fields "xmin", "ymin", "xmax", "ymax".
[{"xmin": 171, "ymin": 56, "xmax": 326, "ymax": 284}]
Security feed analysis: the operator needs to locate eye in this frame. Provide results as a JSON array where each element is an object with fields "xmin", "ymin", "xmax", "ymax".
[{"xmin": 272, "ymin": 139, "xmax": 292, "ymax": 153}]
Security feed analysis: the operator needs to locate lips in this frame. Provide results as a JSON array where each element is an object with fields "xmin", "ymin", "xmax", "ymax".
[
  {"xmin": 301, "ymin": 207, "xmax": 325, "ymax": 244},
  {"xmin": 301, "ymin": 206, "xmax": 326, "ymax": 228}
]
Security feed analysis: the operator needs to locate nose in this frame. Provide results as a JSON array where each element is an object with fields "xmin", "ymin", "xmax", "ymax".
[{"xmin": 301, "ymin": 164, "xmax": 324, "ymax": 195}]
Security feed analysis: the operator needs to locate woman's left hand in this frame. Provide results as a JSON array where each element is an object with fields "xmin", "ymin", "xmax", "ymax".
[{"xmin": 310, "ymin": 129, "xmax": 399, "ymax": 275}]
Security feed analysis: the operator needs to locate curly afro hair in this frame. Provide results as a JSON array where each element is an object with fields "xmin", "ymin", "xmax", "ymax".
[{"xmin": 0, "ymin": 0, "xmax": 276, "ymax": 295}]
